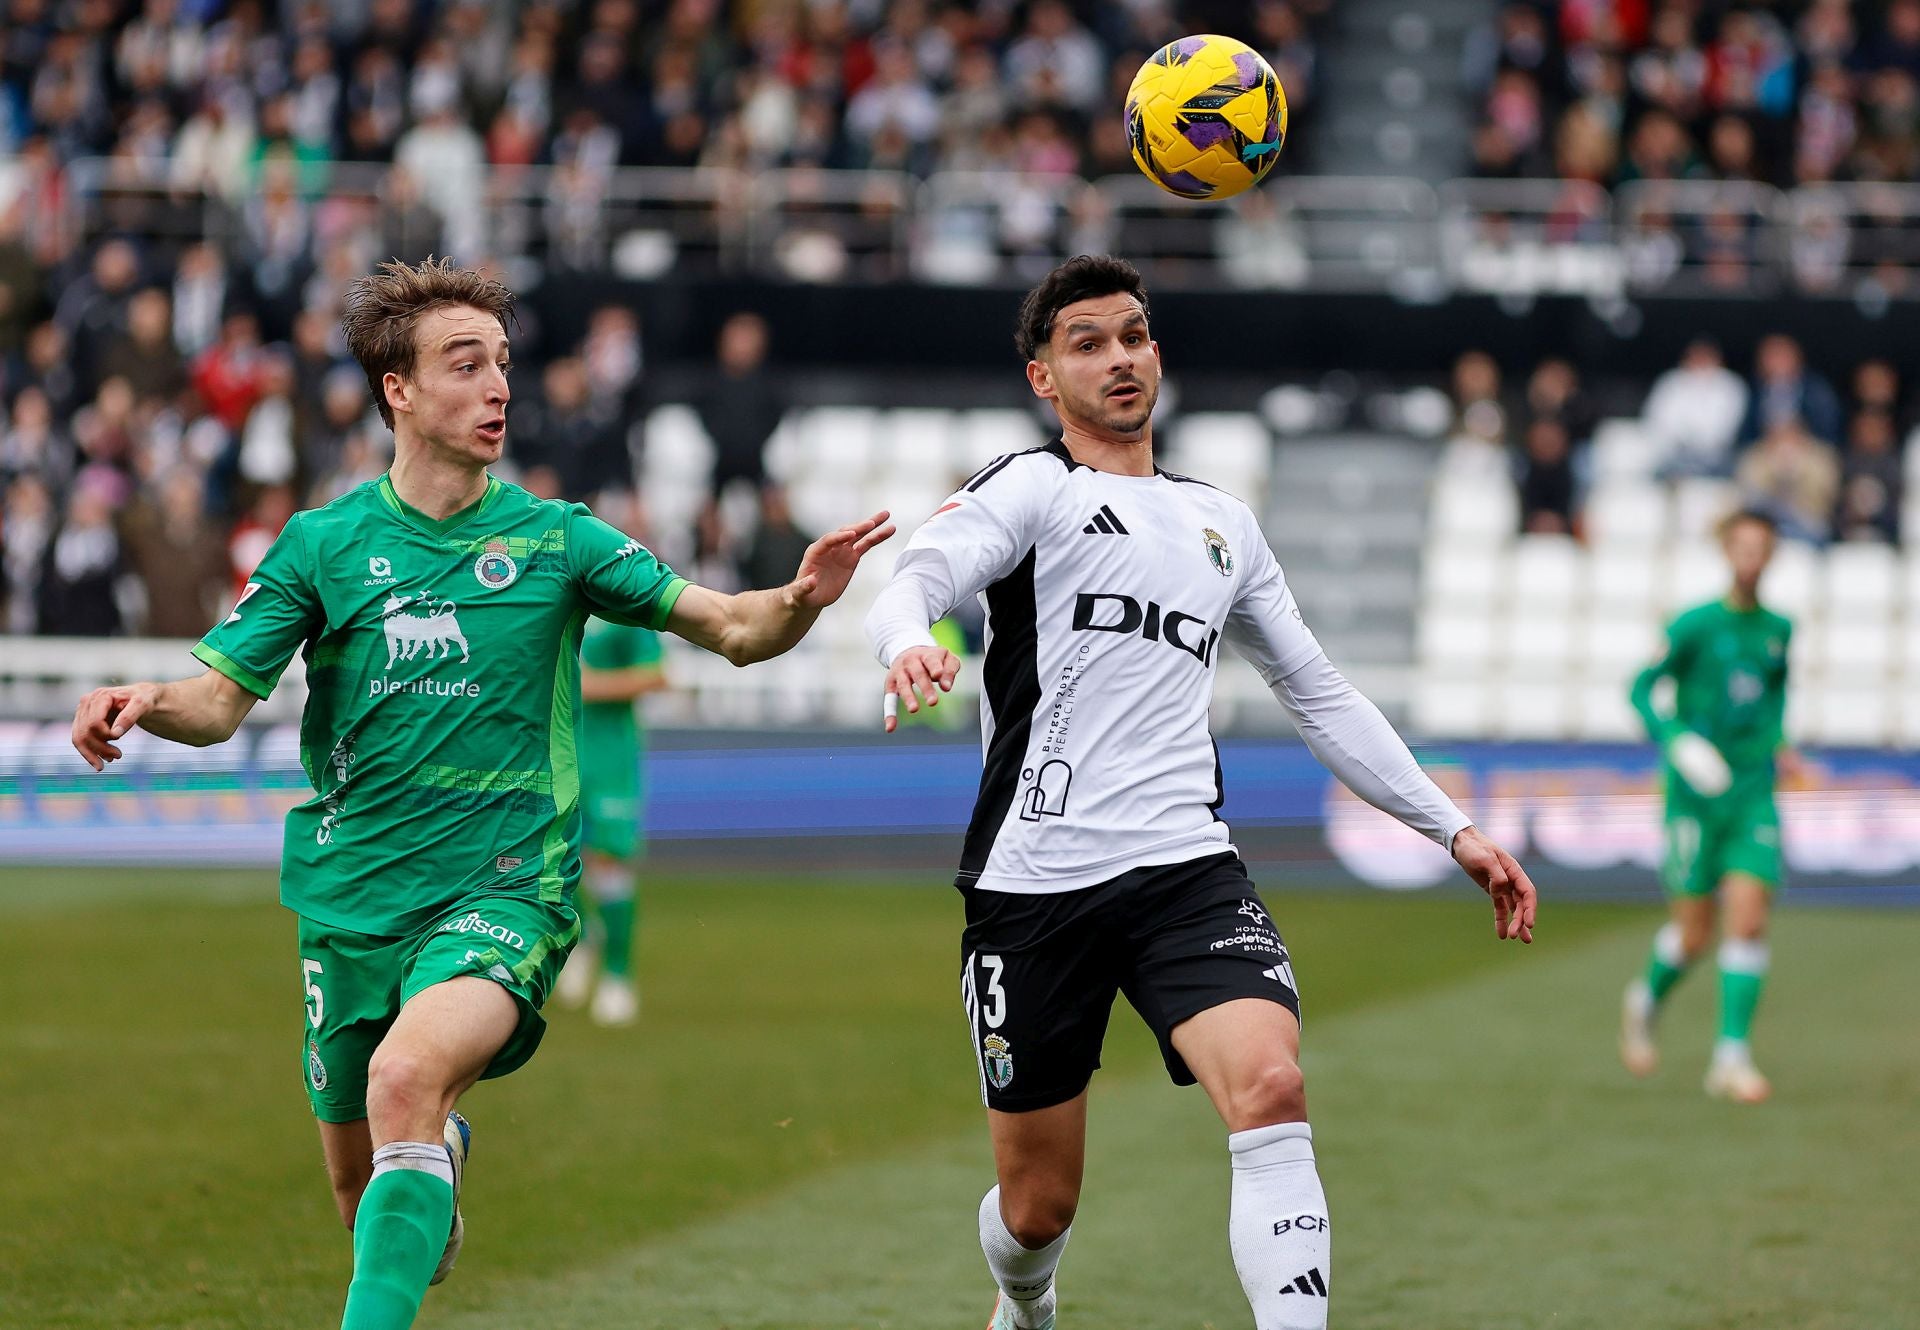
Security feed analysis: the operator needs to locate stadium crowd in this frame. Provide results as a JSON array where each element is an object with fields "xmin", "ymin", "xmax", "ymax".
[
  {"xmin": 1452, "ymin": 333, "xmax": 1911, "ymax": 546},
  {"xmin": 1472, "ymin": 0, "xmax": 1920, "ymax": 191}
]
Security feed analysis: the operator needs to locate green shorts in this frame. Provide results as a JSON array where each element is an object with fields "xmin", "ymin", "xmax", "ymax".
[
  {"xmin": 296, "ymin": 894, "xmax": 580, "ymax": 1123},
  {"xmin": 1662, "ymin": 783, "xmax": 1782, "ymax": 897}
]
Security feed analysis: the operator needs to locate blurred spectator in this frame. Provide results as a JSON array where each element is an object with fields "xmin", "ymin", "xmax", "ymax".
[
  {"xmin": 1451, "ymin": 350, "xmax": 1508, "ymax": 446},
  {"xmin": 191, "ymin": 310, "xmax": 266, "ymax": 433},
  {"xmin": 1834, "ymin": 409, "xmax": 1903, "ymax": 543},
  {"xmin": 846, "ymin": 39, "xmax": 940, "ymax": 167},
  {"xmin": 19, "ymin": 321, "xmax": 80, "ymax": 421},
  {"xmin": 737, "ymin": 484, "xmax": 813, "ymax": 591},
  {"xmin": 1737, "ymin": 419, "xmax": 1841, "ymax": 543},
  {"xmin": 1645, "ymin": 338, "xmax": 1749, "ymax": 477},
  {"xmin": 1517, "ymin": 417, "xmax": 1578, "ymax": 535},
  {"xmin": 120, "ymin": 465, "xmax": 229, "ymax": 636},
  {"xmin": 1523, "ymin": 358, "xmax": 1598, "ymax": 446},
  {"xmin": 170, "ymin": 243, "xmax": 229, "ymax": 359},
  {"xmin": 376, "ymin": 166, "xmax": 444, "ymax": 266},
  {"xmin": 514, "ymin": 356, "xmax": 626, "ymax": 500},
  {"xmin": 37, "ymin": 474, "xmax": 124, "ymax": 635},
  {"xmin": 1003, "ymin": 1, "xmax": 1105, "ymax": 113},
  {"xmin": 237, "ymin": 353, "xmax": 299, "ymax": 489},
  {"xmin": 581, "ymin": 306, "xmax": 643, "ymax": 418},
  {"xmin": 2, "ymin": 472, "xmax": 57, "ymax": 633},
  {"xmin": 1740, "ymin": 334, "xmax": 1843, "ymax": 447},
  {"xmin": 695, "ymin": 312, "xmax": 782, "ymax": 497},
  {"xmin": 1850, "ymin": 358, "xmax": 1907, "ymax": 429},
  {"xmin": 394, "ymin": 88, "xmax": 486, "ymax": 260},
  {"xmin": 228, "ymin": 483, "xmax": 294, "ymax": 593},
  {"xmin": 53, "ymin": 239, "xmax": 142, "ymax": 390},
  {"xmin": 0, "ymin": 387, "xmax": 73, "ymax": 490},
  {"xmin": 0, "ymin": 204, "xmax": 41, "ymax": 357},
  {"xmin": 98, "ymin": 287, "xmax": 186, "ymax": 406}
]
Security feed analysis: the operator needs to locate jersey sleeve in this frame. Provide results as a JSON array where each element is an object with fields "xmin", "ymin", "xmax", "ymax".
[
  {"xmin": 865, "ymin": 459, "xmax": 1044, "ymax": 666},
  {"xmin": 1628, "ymin": 610, "xmax": 1696, "ymax": 743},
  {"xmin": 1221, "ymin": 528, "xmax": 1325, "ymax": 683},
  {"xmin": 191, "ymin": 515, "xmax": 321, "ymax": 699},
  {"xmin": 569, "ymin": 507, "xmax": 688, "ymax": 631}
]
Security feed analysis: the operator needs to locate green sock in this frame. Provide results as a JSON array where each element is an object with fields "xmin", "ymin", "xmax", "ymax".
[
  {"xmin": 1717, "ymin": 939, "xmax": 1770, "ymax": 1044},
  {"xmin": 588, "ymin": 864, "xmax": 638, "ymax": 981},
  {"xmin": 340, "ymin": 1161, "xmax": 454, "ymax": 1330},
  {"xmin": 1643, "ymin": 922, "xmax": 1691, "ymax": 1006}
]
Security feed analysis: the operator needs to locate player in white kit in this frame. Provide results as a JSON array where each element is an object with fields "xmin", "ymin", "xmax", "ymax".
[{"xmin": 865, "ymin": 256, "xmax": 1537, "ymax": 1330}]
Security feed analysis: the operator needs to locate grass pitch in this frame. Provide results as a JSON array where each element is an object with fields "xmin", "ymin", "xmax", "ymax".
[{"xmin": 2, "ymin": 869, "xmax": 1916, "ymax": 1329}]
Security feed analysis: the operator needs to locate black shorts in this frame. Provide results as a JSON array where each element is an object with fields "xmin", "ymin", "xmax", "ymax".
[{"xmin": 958, "ymin": 851, "xmax": 1300, "ymax": 1113}]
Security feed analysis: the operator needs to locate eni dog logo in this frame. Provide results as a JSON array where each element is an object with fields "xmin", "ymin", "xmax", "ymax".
[
  {"xmin": 381, "ymin": 592, "xmax": 471, "ymax": 666},
  {"xmin": 474, "ymin": 538, "xmax": 519, "ymax": 589}
]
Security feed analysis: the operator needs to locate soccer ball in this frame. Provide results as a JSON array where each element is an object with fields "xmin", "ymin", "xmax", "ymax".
[{"xmin": 1126, "ymin": 34, "xmax": 1288, "ymax": 201}]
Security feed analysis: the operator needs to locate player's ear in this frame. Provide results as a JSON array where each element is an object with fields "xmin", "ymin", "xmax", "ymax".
[
  {"xmin": 1026, "ymin": 357, "xmax": 1056, "ymax": 401},
  {"xmin": 383, "ymin": 371, "xmax": 412, "ymax": 417}
]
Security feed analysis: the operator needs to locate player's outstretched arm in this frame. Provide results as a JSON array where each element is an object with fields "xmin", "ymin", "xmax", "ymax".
[
  {"xmin": 1451, "ymin": 825, "xmax": 1538, "ymax": 944},
  {"xmin": 71, "ymin": 668, "xmax": 259, "ymax": 770},
  {"xmin": 666, "ymin": 511, "xmax": 894, "ymax": 666}
]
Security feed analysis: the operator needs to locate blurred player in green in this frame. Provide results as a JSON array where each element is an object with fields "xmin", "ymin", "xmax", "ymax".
[
  {"xmin": 1621, "ymin": 509, "xmax": 1792, "ymax": 1103},
  {"xmin": 556, "ymin": 600, "xmax": 666, "ymax": 1026}
]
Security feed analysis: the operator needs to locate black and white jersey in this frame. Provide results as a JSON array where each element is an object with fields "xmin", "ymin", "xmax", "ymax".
[{"xmin": 867, "ymin": 439, "xmax": 1470, "ymax": 894}]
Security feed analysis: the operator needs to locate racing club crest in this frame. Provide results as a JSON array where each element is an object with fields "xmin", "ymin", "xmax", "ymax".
[
  {"xmin": 473, "ymin": 538, "xmax": 519, "ymax": 589},
  {"xmin": 983, "ymin": 1033, "xmax": 1014, "ymax": 1090},
  {"xmin": 307, "ymin": 1039, "xmax": 329, "ymax": 1091},
  {"xmin": 1203, "ymin": 528, "xmax": 1234, "ymax": 577}
]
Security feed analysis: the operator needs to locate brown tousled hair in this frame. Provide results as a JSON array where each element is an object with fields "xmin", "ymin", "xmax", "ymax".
[{"xmin": 340, "ymin": 257, "xmax": 517, "ymax": 429}]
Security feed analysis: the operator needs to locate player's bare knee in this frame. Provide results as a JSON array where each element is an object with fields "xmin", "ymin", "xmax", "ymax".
[
  {"xmin": 1227, "ymin": 1059, "xmax": 1307, "ymax": 1131},
  {"xmin": 1002, "ymin": 1190, "xmax": 1077, "ymax": 1249},
  {"xmin": 364, "ymin": 1049, "xmax": 441, "ymax": 1129},
  {"xmin": 1678, "ymin": 918, "xmax": 1714, "ymax": 958}
]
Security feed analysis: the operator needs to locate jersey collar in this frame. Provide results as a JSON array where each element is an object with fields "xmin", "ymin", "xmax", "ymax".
[{"xmin": 377, "ymin": 473, "xmax": 502, "ymax": 537}]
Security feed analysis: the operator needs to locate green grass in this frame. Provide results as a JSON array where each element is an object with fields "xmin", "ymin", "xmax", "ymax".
[{"xmin": 2, "ymin": 869, "xmax": 1916, "ymax": 1328}]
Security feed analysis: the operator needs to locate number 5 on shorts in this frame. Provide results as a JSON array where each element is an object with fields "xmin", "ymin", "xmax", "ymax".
[{"xmin": 302, "ymin": 958, "xmax": 325, "ymax": 1029}]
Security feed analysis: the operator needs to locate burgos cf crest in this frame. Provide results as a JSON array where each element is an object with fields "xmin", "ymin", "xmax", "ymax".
[
  {"xmin": 983, "ymin": 1033, "xmax": 1014, "ymax": 1089},
  {"xmin": 474, "ymin": 538, "xmax": 518, "ymax": 589},
  {"xmin": 1203, "ymin": 528, "xmax": 1233, "ymax": 577}
]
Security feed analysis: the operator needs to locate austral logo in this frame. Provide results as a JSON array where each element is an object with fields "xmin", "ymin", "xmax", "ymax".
[
  {"xmin": 474, "ymin": 538, "xmax": 519, "ymax": 589},
  {"xmin": 364, "ymin": 555, "xmax": 398, "ymax": 587},
  {"xmin": 1072, "ymin": 592, "xmax": 1220, "ymax": 666}
]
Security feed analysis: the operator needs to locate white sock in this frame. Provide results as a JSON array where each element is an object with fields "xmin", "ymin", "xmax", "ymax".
[
  {"xmin": 587, "ymin": 864, "xmax": 632, "ymax": 904},
  {"xmin": 370, "ymin": 1140, "xmax": 454, "ymax": 1186},
  {"xmin": 978, "ymin": 1186, "xmax": 1068, "ymax": 1325},
  {"xmin": 1229, "ymin": 1122, "xmax": 1331, "ymax": 1329}
]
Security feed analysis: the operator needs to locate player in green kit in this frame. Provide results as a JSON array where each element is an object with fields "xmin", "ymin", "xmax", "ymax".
[
  {"xmin": 69, "ymin": 258, "xmax": 893, "ymax": 1330},
  {"xmin": 555, "ymin": 605, "xmax": 666, "ymax": 1026},
  {"xmin": 1620, "ymin": 509, "xmax": 1792, "ymax": 1103}
]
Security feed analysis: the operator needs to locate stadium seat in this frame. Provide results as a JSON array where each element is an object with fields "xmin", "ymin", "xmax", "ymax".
[
  {"xmin": 957, "ymin": 408, "xmax": 1044, "ymax": 472},
  {"xmin": 1495, "ymin": 676, "xmax": 1572, "ymax": 740},
  {"xmin": 1584, "ymin": 482, "xmax": 1669, "ymax": 547},
  {"xmin": 1497, "ymin": 610, "xmax": 1575, "ymax": 670},
  {"xmin": 1586, "ymin": 545, "xmax": 1659, "ymax": 612},
  {"xmin": 1410, "ymin": 675, "xmax": 1493, "ymax": 738},
  {"xmin": 1822, "ymin": 542, "xmax": 1900, "ymax": 615},
  {"xmin": 1591, "ymin": 418, "xmax": 1659, "ymax": 481},
  {"xmin": 1576, "ymin": 610, "xmax": 1660, "ymax": 677},
  {"xmin": 1422, "ymin": 541, "xmax": 1503, "ymax": 603},
  {"xmin": 797, "ymin": 407, "xmax": 878, "ymax": 475},
  {"xmin": 1416, "ymin": 609, "xmax": 1495, "ymax": 670},
  {"xmin": 1175, "ymin": 412, "xmax": 1273, "ymax": 481},
  {"xmin": 878, "ymin": 409, "xmax": 958, "ymax": 478},
  {"xmin": 1816, "ymin": 615, "xmax": 1895, "ymax": 680},
  {"xmin": 1810, "ymin": 681, "xmax": 1893, "ymax": 747},
  {"xmin": 1761, "ymin": 542, "xmax": 1818, "ymax": 619},
  {"xmin": 644, "ymin": 404, "xmax": 717, "ymax": 481},
  {"xmin": 1895, "ymin": 689, "xmax": 1920, "ymax": 746},
  {"xmin": 1509, "ymin": 534, "xmax": 1582, "ymax": 610},
  {"xmin": 1430, "ymin": 474, "xmax": 1517, "ymax": 542},
  {"xmin": 1574, "ymin": 679, "xmax": 1642, "ymax": 741}
]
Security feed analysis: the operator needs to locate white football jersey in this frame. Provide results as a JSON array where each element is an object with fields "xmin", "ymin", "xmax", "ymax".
[{"xmin": 870, "ymin": 440, "xmax": 1333, "ymax": 893}]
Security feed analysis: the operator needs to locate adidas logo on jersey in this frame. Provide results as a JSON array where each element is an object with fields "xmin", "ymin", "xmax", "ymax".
[
  {"xmin": 1277, "ymin": 1267, "xmax": 1328, "ymax": 1297},
  {"xmin": 1082, "ymin": 505, "xmax": 1129, "ymax": 535}
]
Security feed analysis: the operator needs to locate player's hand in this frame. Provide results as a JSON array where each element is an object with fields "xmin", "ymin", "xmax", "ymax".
[
  {"xmin": 883, "ymin": 645, "xmax": 962, "ymax": 733},
  {"xmin": 71, "ymin": 682, "xmax": 160, "ymax": 771},
  {"xmin": 1451, "ymin": 825, "xmax": 1537, "ymax": 943},
  {"xmin": 784, "ymin": 511, "xmax": 895, "ymax": 611}
]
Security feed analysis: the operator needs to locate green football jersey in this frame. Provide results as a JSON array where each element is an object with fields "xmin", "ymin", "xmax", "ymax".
[
  {"xmin": 1630, "ymin": 598, "xmax": 1792, "ymax": 779},
  {"xmin": 578, "ymin": 620, "xmax": 661, "ymax": 763},
  {"xmin": 192, "ymin": 474, "xmax": 687, "ymax": 936}
]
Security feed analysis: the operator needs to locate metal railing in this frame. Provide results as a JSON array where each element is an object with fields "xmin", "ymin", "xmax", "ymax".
[{"xmin": 48, "ymin": 158, "xmax": 1920, "ymax": 299}]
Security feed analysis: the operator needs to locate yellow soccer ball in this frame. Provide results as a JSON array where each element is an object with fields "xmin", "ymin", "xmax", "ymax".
[{"xmin": 1126, "ymin": 34, "xmax": 1288, "ymax": 201}]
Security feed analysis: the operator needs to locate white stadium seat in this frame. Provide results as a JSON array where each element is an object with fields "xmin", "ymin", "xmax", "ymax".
[
  {"xmin": 1416, "ymin": 610, "xmax": 1495, "ymax": 671},
  {"xmin": 1761, "ymin": 542, "xmax": 1817, "ymax": 618},
  {"xmin": 1495, "ymin": 677, "xmax": 1572, "ymax": 740},
  {"xmin": 1587, "ymin": 545, "xmax": 1659, "ymax": 612},
  {"xmin": 1585, "ymin": 482, "xmax": 1669, "ymax": 547},
  {"xmin": 957, "ymin": 408, "xmax": 1043, "ymax": 472},
  {"xmin": 878, "ymin": 408, "xmax": 957, "ymax": 478},
  {"xmin": 1430, "ymin": 474, "xmax": 1517, "ymax": 542},
  {"xmin": 1671, "ymin": 478, "xmax": 1738, "ymax": 542},
  {"xmin": 1497, "ymin": 611, "xmax": 1575, "ymax": 670},
  {"xmin": 1591, "ymin": 418, "xmax": 1660, "ymax": 482},
  {"xmin": 1509, "ymin": 534, "xmax": 1582, "ymax": 610},
  {"xmin": 1810, "ymin": 681, "xmax": 1893, "ymax": 747},
  {"xmin": 1175, "ymin": 412, "xmax": 1272, "ymax": 481},
  {"xmin": 1411, "ymin": 676, "xmax": 1494, "ymax": 738},
  {"xmin": 1822, "ymin": 542, "xmax": 1900, "ymax": 615},
  {"xmin": 797, "ymin": 406, "xmax": 878, "ymax": 475},
  {"xmin": 1576, "ymin": 610, "xmax": 1660, "ymax": 678},
  {"xmin": 1575, "ymin": 679, "xmax": 1643, "ymax": 741},
  {"xmin": 1815, "ymin": 616, "xmax": 1895, "ymax": 681},
  {"xmin": 1422, "ymin": 542, "xmax": 1503, "ymax": 604},
  {"xmin": 1665, "ymin": 541, "xmax": 1728, "ymax": 611},
  {"xmin": 644, "ymin": 404, "xmax": 716, "ymax": 483}
]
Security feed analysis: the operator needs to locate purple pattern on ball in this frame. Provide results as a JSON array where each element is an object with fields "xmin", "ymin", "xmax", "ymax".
[
  {"xmin": 1232, "ymin": 51, "xmax": 1265, "ymax": 89},
  {"xmin": 1152, "ymin": 163, "xmax": 1215, "ymax": 197},
  {"xmin": 1181, "ymin": 119, "xmax": 1235, "ymax": 151},
  {"xmin": 1172, "ymin": 35, "xmax": 1209, "ymax": 59}
]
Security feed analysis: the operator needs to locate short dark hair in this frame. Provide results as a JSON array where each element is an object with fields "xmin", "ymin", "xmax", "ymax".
[
  {"xmin": 1718, "ymin": 506, "xmax": 1779, "ymax": 539},
  {"xmin": 341, "ymin": 257, "xmax": 517, "ymax": 429},
  {"xmin": 1014, "ymin": 254, "xmax": 1150, "ymax": 361}
]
